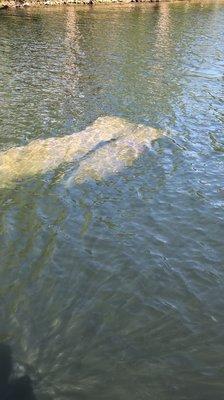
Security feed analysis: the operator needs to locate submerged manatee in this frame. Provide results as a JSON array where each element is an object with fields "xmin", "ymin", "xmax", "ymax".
[
  {"xmin": 0, "ymin": 116, "xmax": 135, "ymax": 188},
  {"xmin": 0, "ymin": 116, "xmax": 166, "ymax": 187},
  {"xmin": 67, "ymin": 124, "xmax": 165, "ymax": 184}
]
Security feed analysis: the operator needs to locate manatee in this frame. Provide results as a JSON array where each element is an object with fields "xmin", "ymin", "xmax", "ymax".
[
  {"xmin": 67, "ymin": 124, "xmax": 165, "ymax": 184},
  {"xmin": 0, "ymin": 116, "xmax": 136, "ymax": 188},
  {"xmin": 0, "ymin": 116, "xmax": 166, "ymax": 188}
]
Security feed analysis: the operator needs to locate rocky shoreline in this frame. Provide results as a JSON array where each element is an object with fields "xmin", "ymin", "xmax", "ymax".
[{"xmin": 0, "ymin": 0, "xmax": 173, "ymax": 9}]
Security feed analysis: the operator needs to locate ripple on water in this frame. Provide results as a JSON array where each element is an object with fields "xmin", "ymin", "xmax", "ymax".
[{"xmin": 0, "ymin": 2, "xmax": 224, "ymax": 399}]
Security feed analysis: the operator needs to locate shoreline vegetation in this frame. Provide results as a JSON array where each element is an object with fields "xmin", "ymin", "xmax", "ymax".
[{"xmin": 0, "ymin": 0, "xmax": 183, "ymax": 9}]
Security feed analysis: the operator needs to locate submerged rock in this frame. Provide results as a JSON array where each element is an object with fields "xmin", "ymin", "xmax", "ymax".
[{"xmin": 0, "ymin": 116, "xmax": 166, "ymax": 187}]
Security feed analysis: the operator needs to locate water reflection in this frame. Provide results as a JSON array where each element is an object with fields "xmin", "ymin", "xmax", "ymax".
[
  {"xmin": 155, "ymin": 2, "xmax": 170, "ymax": 50},
  {"xmin": 63, "ymin": 7, "xmax": 83, "ymax": 114}
]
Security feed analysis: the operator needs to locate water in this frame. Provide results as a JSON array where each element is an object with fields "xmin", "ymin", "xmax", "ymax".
[{"xmin": 0, "ymin": 1, "xmax": 224, "ymax": 399}]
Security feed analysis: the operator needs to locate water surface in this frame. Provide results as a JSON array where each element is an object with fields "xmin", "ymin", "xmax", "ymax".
[{"xmin": 0, "ymin": 2, "xmax": 224, "ymax": 399}]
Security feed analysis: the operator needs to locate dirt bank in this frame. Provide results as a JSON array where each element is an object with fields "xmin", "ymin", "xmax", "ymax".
[{"xmin": 0, "ymin": 0, "xmax": 173, "ymax": 9}]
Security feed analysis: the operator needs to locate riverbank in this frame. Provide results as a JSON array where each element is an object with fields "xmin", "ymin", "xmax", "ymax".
[{"xmin": 0, "ymin": 0, "xmax": 179, "ymax": 9}]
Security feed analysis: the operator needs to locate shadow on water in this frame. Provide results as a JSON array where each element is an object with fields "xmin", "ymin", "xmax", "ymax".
[{"xmin": 0, "ymin": 343, "xmax": 36, "ymax": 400}]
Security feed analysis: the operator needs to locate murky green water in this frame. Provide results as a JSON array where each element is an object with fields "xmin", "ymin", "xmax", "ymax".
[{"xmin": 0, "ymin": 1, "xmax": 224, "ymax": 399}]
